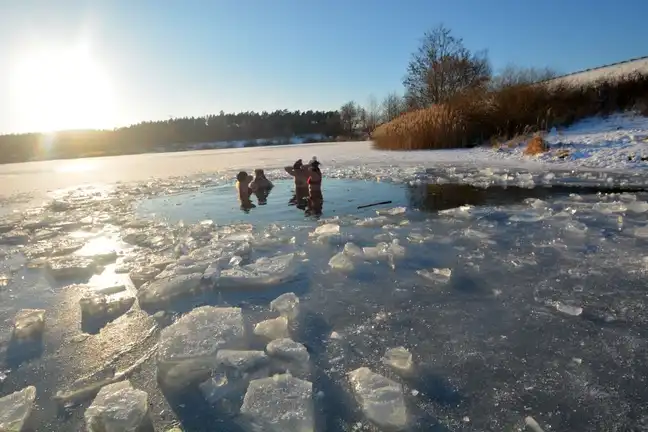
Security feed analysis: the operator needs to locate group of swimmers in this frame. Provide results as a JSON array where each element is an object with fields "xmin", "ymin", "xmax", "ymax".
[{"xmin": 235, "ymin": 157, "xmax": 324, "ymax": 215}]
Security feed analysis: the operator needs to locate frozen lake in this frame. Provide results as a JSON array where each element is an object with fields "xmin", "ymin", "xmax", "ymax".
[{"xmin": 1, "ymin": 142, "xmax": 648, "ymax": 431}]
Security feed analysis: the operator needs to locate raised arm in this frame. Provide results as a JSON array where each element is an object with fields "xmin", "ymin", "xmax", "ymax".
[{"xmin": 284, "ymin": 166, "xmax": 296, "ymax": 176}]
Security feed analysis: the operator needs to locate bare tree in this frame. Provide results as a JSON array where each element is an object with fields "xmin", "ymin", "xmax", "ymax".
[
  {"xmin": 339, "ymin": 101, "xmax": 359, "ymax": 135},
  {"xmin": 403, "ymin": 24, "xmax": 491, "ymax": 108},
  {"xmin": 382, "ymin": 92, "xmax": 405, "ymax": 122},
  {"xmin": 489, "ymin": 65, "xmax": 558, "ymax": 90},
  {"xmin": 364, "ymin": 95, "xmax": 382, "ymax": 131},
  {"xmin": 356, "ymin": 106, "xmax": 368, "ymax": 134}
]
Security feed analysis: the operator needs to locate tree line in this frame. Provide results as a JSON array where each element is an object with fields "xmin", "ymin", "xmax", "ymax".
[{"xmin": 0, "ymin": 110, "xmax": 344, "ymax": 163}]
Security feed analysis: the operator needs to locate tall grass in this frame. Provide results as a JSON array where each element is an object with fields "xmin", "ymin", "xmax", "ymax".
[{"xmin": 372, "ymin": 72, "xmax": 648, "ymax": 150}]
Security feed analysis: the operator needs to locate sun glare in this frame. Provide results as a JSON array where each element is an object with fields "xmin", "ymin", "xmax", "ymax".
[{"xmin": 10, "ymin": 42, "xmax": 117, "ymax": 133}]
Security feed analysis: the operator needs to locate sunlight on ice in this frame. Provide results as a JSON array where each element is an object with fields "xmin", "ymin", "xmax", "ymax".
[
  {"xmin": 84, "ymin": 381, "xmax": 151, "ymax": 432},
  {"xmin": 348, "ymin": 367, "xmax": 408, "ymax": 429},
  {"xmin": 240, "ymin": 374, "xmax": 314, "ymax": 432},
  {"xmin": 0, "ymin": 386, "xmax": 37, "ymax": 432}
]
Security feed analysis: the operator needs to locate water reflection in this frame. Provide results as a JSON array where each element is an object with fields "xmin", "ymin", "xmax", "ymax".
[
  {"xmin": 305, "ymin": 189, "xmax": 324, "ymax": 218},
  {"xmin": 252, "ymin": 187, "xmax": 273, "ymax": 206},
  {"xmin": 288, "ymin": 186, "xmax": 309, "ymax": 210},
  {"xmin": 406, "ymin": 183, "xmax": 648, "ymax": 213}
]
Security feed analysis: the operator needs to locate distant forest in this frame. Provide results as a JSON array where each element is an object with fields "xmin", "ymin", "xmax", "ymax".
[{"xmin": 0, "ymin": 110, "xmax": 352, "ymax": 164}]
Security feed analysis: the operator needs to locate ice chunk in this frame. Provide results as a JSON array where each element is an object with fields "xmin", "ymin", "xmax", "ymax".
[
  {"xmin": 200, "ymin": 350, "xmax": 269, "ymax": 405},
  {"xmin": 13, "ymin": 309, "xmax": 46, "ymax": 340},
  {"xmin": 356, "ymin": 216, "xmax": 389, "ymax": 227},
  {"xmin": 0, "ymin": 385, "xmax": 37, "ymax": 432},
  {"xmin": 417, "ymin": 268, "xmax": 452, "ymax": 283},
  {"xmin": 0, "ymin": 273, "xmax": 10, "ymax": 288},
  {"xmin": 563, "ymin": 220, "xmax": 588, "ymax": 235},
  {"xmin": 363, "ymin": 242, "xmax": 389, "ymax": 260},
  {"xmin": 525, "ymin": 198, "xmax": 547, "ymax": 209},
  {"xmin": 348, "ymin": 367, "xmax": 407, "ymax": 429},
  {"xmin": 634, "ymin": 226, "xmax": 648, "ymax": 239},
  {"xmin": 129, "ymin": 266, "xmax": 161, "ymax": 288},
  {"xmin": 387, "ymin": 239, "xmax": 406, "ymax": 258},
  {"xmin": 80, "ymin": 293, "xmax": 135, "ymax": 320},
  {"xmin": 137, "ymin": 273, "xmax": 203, "ymax": 308},
  {"xmin": 216, "ymin": 350, "xmax": 268, "ymax": 372},
  {"xmin": 254, "ymin": 317, "xmax": 289, "ymax": 340},
  {"xmin": 509, "ymin": 211, "xmax": 547, "ymax": 223},
  {"xmin": 84, "ymin": 381, "xmax": 151, "ymax": 432},
  {"xmin": 217, "ymin": 253, "xmax": 296, "ymax": 289},
  {"xmin": 383, "ymin": 347, "xmax": 414, "ymax": 374},
  {"xmin": 343, "ymin": 242, "xmax": 364, "ymax": 258},
  {"xmin": 329, "ymin": 252, "xmax": 355, "ymax": 272},
  {"xmin": 553, "ymin": 302, "xmax": 583, "ymax": 317},
  {"xmin": 593, "ymin": 202, "xmax": 627, "ymax": 214},
  {"xmin": 48, "ymin": 256, "xmax": 97, "ymax": 280},
  {"xmin": 266, "ymin": 339, "xmax": 310, "ymax": 364},
  {"xmin": 376, "ymin": 207, "xmax": 406, "ymax": 216},
  {"xmin": 626, "ymin": 201, "xmax": 648, "ymax": 213},
  {"xmin": 406, "ymin": 232, "xmax": 425, "ymax": 243},
  {"xmin": 525, "ymin": 416, "xmax": 545, "ymax": 432},
  {"xmin": 94, "ymin": 285, "xmax": 127, "ymax": 296},
  {"xmin": 0, "ymin": 230, "xmax": 29, "ymax": 245},
  {"xmin": 199, "ymin": 373, "xmax": 233, "ymax": 404},
  {"xmin": 311, "ymin": 223, "xmax": 340, "ymax": 236},
  {"xmin": 270, "ymin": 292, "xmax": 300, "ymax": 320},
  {"xmin": 240, "ymin": 374, "xmax": 314, "ymax": 432},
  {"xmin": 157, "ymin": 306, "xmax": 246, "ymax": 389}
]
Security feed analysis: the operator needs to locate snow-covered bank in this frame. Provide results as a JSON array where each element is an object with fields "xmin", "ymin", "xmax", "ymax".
[{"xmin": 487, "ymin": 112, "xmax": 648, "ymax": 170}]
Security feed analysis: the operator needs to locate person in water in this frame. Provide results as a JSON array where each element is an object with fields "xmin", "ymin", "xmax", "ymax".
[
  {"xmin": 235, "ymin": 171, "xmax": 256, "ymax": 211},
  {"xmin": 307, "ymin": 157, "xmax": 322, "ymax": 190},
  {"xmin": 286, "ymin": 159, "xmax": 309, "ymax": 209},
  {"xmin": 249, "ymin": 168, "xmax": 274, "ymax": 191},
  {"xmin": 284, "ymin": 159, "xmax": 309, "ymax": 189},
  {"xmin": 305, "ymin": 158, "xmax": 323, "ymax": 217}
]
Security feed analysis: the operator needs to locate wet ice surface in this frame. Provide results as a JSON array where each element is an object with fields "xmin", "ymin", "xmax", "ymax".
[{"xmin": 1, "ymin": 166, "xmax": 648, "ymax": 431}]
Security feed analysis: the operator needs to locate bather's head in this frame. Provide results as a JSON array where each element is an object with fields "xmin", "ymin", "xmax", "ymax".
[{"xmin": 236, "ymin": 171, "xmax": 250, "ymax": 183}]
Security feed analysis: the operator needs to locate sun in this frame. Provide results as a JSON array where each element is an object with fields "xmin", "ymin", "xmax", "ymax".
[{"xmin": 10, "ymin": 43, "xmax": 117, "ymax": 133}]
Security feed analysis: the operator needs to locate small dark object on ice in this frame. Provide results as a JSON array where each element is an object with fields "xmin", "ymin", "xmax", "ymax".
[{"xmin": 357, "ymin": 200, "xmax": 393, "ymax": 209}]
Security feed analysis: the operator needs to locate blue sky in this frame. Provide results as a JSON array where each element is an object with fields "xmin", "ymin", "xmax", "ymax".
[{"xmin": 0, "ymin": 0, "xmax": 646, "ymax": 134}]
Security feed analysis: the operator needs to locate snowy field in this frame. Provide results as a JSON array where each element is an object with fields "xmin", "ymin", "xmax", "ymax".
[{"xmin": 1, "ymin": 113, "xmax": 648, "ymax": 431}]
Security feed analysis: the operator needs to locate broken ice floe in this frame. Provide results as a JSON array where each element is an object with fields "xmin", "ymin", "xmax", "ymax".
[
  {"xmin": 80, "ymin": 291, "xmax": 135, "ymax": 324},
  {"xmin": 348, "ymin": 367, "xmax": 408, "ymax": 429},
  {"xmin": 553, "ymin": 301, "xmax": 583, "ymax": 317},
  {"xmin": 362, "ymin": 239, "xmax": 406, "ymax": 261},
  {"xmin": 266, "ymin": 338, "xmax": 310, "ymax": 365},
  {"xmin": 157, "ymin": 306, "xmax": 247, "ymax": 389},
  {"xmin": 84, "ymin": 380, "xmax": 151, "ymax": 432},
  {"xmin": 0, "ymin": 385, "xmax": 37, "ymax": 432},
  {"xmin": 383, "ymin": 347, "xmax": 414, "ymax": 374},
  {"xmin": 13, "ymin": 309, "xmax": 45, "ymax": 341},
  {"xmin": 47, "ymin": 256, "xmax": 98, "ymax": 280},
  {"xmin": 240, "ymin": 374, "xmax": 314, "ymax": 432},
  {"xmin": 328, "ymin": 252, "xmax": 355, "ymax": 272},
  {"xmin": 416, "ymin": 268, "xmax": 452, "ymax": 283},
  {"xmin": 254, "ymin": 317, "xmax": 289, "ymax": 340},
  {"xmin": 217, "ymin": 253, "xmax": 297, "ymax": 289},
  {"xmin": 376, "ymin": 207, "xmax": 406, "ymax": 216},
  {"xmin": 137, "ymin": 273, "xmax": 203, "ymax": 309},
  {"xmin": 270, "ymin": 292, "xmax": 300, "ymax": 320}
]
